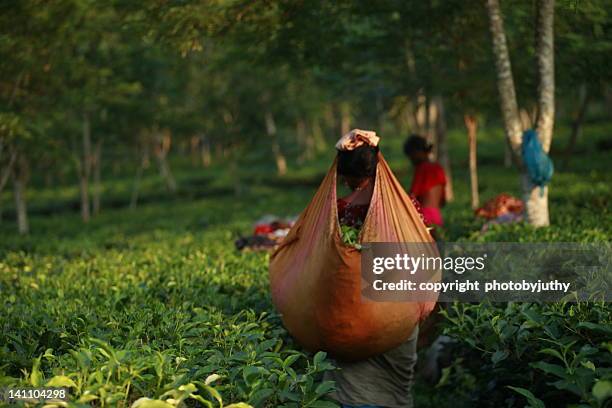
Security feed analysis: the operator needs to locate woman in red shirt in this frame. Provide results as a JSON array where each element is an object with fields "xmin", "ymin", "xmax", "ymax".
[{"xmin": 404, "ymin": 135, "xmax": 447, "ymax": 228}]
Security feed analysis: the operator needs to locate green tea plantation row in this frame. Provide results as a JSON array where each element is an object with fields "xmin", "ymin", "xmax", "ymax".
[
  {"xmin": 1, "ymin": 226, "xmax": 339, "ymax": 408},
  {"xmin": 1, "ymin": 143, "xmax": 611, "ymax": 407}
]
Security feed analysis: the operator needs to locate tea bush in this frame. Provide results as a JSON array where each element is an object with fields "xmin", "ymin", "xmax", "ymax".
[
  {"xmin": 1, "ymin": 223, "xmax": 338, "ymax": 407},
  {"xmin": 0, "ymin": 125, "xmax": 610, "ymax": 407},
  {"xmin": 438, "ymin": 301, "xmax": 611, "ymax": 407},
  {"xmin": 432, "ymin": 215, "xmax": 611, "ymax": 407}
]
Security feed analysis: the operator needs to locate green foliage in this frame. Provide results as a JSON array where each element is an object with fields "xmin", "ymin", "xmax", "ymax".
[
  {"xmin": 0, "ymin": 217, "xmax": 338, "ymax": 407},
  {"xmin": 0, "ymin": 119, "xmax": 609, "ymax": 407},
  {"xmin": 437, "ymin": 301, "xmax": 611, "ymax": 407},
  {"xmin": 0, "ymin": 113, "xmax": 30, "ymax": 142},
  {"xmin": 339, "ymin": 224, "xmax": 362, "ymax": 250}
]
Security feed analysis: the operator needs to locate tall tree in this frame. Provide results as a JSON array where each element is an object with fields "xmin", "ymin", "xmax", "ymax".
[
  {"xmin": 486, "ymin": 0, "xmax": 555, "ymax": 227},
  {"xmin": 464, "ymin": 114, "xmax": 480, "ymax": 209}
]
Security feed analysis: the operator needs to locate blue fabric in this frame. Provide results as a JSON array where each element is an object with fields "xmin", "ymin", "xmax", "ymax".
[{"xmin": 522, "ymin": 129, "xmax": 554, "ymax": 195}]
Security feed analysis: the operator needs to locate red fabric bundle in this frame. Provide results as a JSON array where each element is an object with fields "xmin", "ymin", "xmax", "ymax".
[{"xmin": 476, "ymin": 193, "xmax": 524, "ymax": 219}]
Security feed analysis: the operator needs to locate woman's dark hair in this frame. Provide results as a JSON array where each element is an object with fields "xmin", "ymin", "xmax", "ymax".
[
  {"xmin": 403, "ymin": 134, "xmax": 432, "ymax": 156},
  {"xmin": 337, "ymin": 145, "xmax": 379, "ymax": 178}
]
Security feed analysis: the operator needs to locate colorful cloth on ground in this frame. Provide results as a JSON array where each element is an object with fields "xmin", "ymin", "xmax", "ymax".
[
  {"xmin": 335, "ymin": 129, "xmax": 380, "ymax": 151},
  {"xmin": 475, "ymin": 193, "xmax": 524, "ymax": 219},
  {"xmin": 325, "ymin": 326, "xmax": 418, "ymax": 408}
]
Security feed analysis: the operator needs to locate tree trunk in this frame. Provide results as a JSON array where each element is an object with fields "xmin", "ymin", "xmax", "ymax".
[
  {"xmin": 522, "ymin": 175, "xmax": 549, "ymax": 227},
  {"xmin": 323, "ymin": 104, "xmax": 336, "ymax": 138},
  {"xmin": 12, "ymin": 155, "xmax": 29, "ymax": 235},
  {"xmin": 265, "ymin": 111, "xmax": 287, "ymax": 176},
  {"xmin": 0, "ymin": 148, "xmax": 18, "ymax": 225},
  {"xmin": 190, "ymin": 136, "xmax": 199, "ymax": 166},
  {"xmin": 486, "ymin": 0, "xmax": 523, "ymax": 156},
  {"xmin": 154, "ymin": 129, "xmax": 177, "ymax": 192},
  {"xmin": 80, "ymin": 111, "xmax": 92, "ymax": 223},
  {"xmin": 404, "ymin": 99, "xmax": 417, "ymax": 133},
  {"xmin": 0, "ymin": 149, "xmax": 16, "ymax": 194},
  {"xmin": 425, "ymin": 94, "xmax": 436, "ymax": 151},
  {"xmin": 297, "ymin": 118, "xmax": 312, "ymax": 162},
  {"xmin": 92, "ymin": 139, "xmax": 102, "ymax": 216},
  {"xmin": 535, "ymin": 0, "xmax": 555, "ymax": 153},
  {"xmin": 433, "ymin": 96, "xmax": 454, "ymax": 202},
  {"xmin": 524, "ymin": 0, "xmax": 555, "ymax": 227},
  {"xmin": 311, "ymin": 116, "xmax": 326, "ymax": 152},
  {"xmin": 214, "ymin": 144, "xmax": 223, "ymax": 161},
  {"xmin": 200, "ymin": 134, "xmax": 211, "ymax": 167},
  {"xmin": 464, "ymin": 114, "xmax": 480, "ymax": 210},
  {"xmin": 130, "ymin": 149, "xmax": 148, "ymax": 209},
  {"xmin": 414, "ymin": 93, "xmax": 427, "ymax": 136},
  {"xmin": 487, "ymin": 0, "xmax": 555, "ymax": 227},
  {"xmin": 564, "ymin": 83, "xmax": 589, "ymax": 167},
  {"xmin": 519, "ymin": 107, "xmax": 533, "ymax": 130}
]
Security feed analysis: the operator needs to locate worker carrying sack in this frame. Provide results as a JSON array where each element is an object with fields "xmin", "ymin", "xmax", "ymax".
[{"xmin": 269, "ymin": 147, "xmax": 438, "ymax": 361}]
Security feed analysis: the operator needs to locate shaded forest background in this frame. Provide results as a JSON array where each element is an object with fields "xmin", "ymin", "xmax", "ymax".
[{"xmin": 0, "ymin": 0, "xmax": 610, "ymax": 232}]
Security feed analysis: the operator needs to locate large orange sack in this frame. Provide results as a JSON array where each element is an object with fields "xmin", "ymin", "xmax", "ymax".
[{"xmin": 269, "ymin": 153, "xmax": 438, "ymax": 361}]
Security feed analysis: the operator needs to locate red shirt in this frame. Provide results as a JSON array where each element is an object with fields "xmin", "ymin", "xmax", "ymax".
[{"xmin": 410, "ymin": 161, "xmax": 447, "ymax": 205}]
